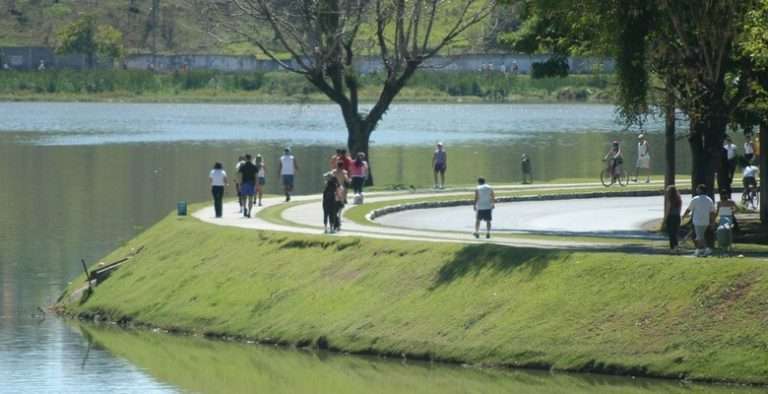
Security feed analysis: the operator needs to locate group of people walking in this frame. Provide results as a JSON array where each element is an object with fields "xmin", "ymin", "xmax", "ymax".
[
  {"xmin": 207, "ymin": 148, "xmax": 298, "ymax": 218},
  {"xmin": 322, "ymin": 149, "xmax": 369, "ymax": 233}
]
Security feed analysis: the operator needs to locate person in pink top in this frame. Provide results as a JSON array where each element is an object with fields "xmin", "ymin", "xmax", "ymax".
[{"xmin": 350, "ymin": 152, "xmax": 369, "ymax": 195}]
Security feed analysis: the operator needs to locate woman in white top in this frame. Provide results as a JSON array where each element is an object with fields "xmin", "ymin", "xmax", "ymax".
[
  {"xmin": 209, "ymin": 162, "xmax": 228, "ymax": 218},
  {"xmin": 634, "ymin": 134, "xmax": 651, "ymax": 183}
]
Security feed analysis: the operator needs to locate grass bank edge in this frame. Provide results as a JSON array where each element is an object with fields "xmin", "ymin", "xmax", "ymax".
[{"xmin": 59, "ymin": 212, "xmax": 768, "ymax": 385}]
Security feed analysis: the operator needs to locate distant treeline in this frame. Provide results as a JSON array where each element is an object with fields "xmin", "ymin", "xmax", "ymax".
[{"xmin": 0, "ymin": 69, "xmax": 614, "ymax": 102}]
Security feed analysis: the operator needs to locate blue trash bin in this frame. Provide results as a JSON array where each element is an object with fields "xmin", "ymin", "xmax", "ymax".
[{"xmin": 177, "ymin": 201, "xmax": 188, "ymax": 216}]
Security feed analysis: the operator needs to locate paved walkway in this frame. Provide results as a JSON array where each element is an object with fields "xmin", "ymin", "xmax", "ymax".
[{"xmin": 193, "ymin": 182, "xmax": 670, "ymax": 250}]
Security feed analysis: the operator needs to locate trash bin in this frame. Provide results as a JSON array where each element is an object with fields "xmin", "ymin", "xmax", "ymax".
[{"xmin": 177, "ymin": 200, "xmax": 188, "ymax": 216}]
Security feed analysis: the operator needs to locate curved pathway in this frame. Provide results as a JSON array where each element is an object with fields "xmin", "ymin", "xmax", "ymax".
[{"xmin": 194, "ymin": 181, "xmax": 674, "ymax": 250}]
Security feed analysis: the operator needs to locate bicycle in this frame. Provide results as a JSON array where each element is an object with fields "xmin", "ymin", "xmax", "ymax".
[
  {"xmin": 741, "ymin": 180, "xmax": 760, "ymax": 210},
  {"xmin": 600, "ymin": 159, "xmax": 628, "ymax": 187}
]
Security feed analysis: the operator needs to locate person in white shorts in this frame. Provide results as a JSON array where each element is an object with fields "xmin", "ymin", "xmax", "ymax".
[
  {"xmin": 683, "ymin": 184, "xmax": 715, "ymax": 257},
  {"xmin": 473, "ymin": 177, "xmax": 496, "ymax": 239},
  {"xmin": 633, "ymin": 134, "xmax": 651, "ymax": 183}
]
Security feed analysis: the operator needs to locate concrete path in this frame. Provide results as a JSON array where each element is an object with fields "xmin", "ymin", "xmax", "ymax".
[{"xmin": 194, "ymin": 182, "xmax": 672, "ymax": 250}]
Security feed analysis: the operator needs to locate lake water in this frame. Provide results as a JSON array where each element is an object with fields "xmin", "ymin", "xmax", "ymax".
[{"xmin": 0, "ymin": 102, "xmax": 749, "ymax": 393}]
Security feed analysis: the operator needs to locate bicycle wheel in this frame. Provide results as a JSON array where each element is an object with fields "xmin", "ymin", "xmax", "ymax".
[
  {"xmin": 600, "ymin": 169, "xmax": 612, "ymax": 187},
  {"xmin": 617, "ymin": 170, "xmax": 628, "ymax": 187}
]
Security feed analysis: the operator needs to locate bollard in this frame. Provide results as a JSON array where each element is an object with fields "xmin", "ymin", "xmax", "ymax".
[{"xmin": 177, "ymin": 200, "xmax": 188, "ymax": 216}]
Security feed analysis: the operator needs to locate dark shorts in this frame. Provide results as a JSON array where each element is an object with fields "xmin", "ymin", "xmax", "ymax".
[
  {"xmin": 241, "ymin": 182, "xmax": 255, "ymax": 196},
  {"xmin": 744, "ymin": 176, "xmax": 757, "ymax": 189},
  {"xmin": 282, "ymin": 174, "xmax": 294, "ymax": 188},
  {"xmin": 477, "ymin": 209, "xmax": 492, "ymax": 222},
  {"xmin": 258, "ymin": 177, "xmax": 266, "ymax": 186},
  {"xmin": 434, "ymin": 163, "xmax": 446, "ymax": 173}
]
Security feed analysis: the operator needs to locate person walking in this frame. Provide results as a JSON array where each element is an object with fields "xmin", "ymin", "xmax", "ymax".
[
  {"xmin": 279, "ymin": 148, "xmax": 298, "ymax": 202},
  {"xmin": 350, "ymin": 152, "xmax": 369, "ymax": 196},
  {"xmin": 744, "ymin": 135, "xmax": 756, "ymax": 164},
  {"xmin": 724, "ymin": 136, "xmax": 737, "ymax": 184},
  {"xmin": 238, "ymin": 154, "xmax": 258, "ymax": 217},
  {"xmin": 521, "ymin": 153, "xmax": 533, "ymax": 184},
  {"xmin": 432, "ymin": 142, "xmax": 447, "ymax": 189},
  {"xmin": 664, "ymin": 185, "xmax": 682, "ymax": 253},
  {"xmin": 255, "ymin": 154, "xmax": 266, "ymax": 207},
  {"xmin": 322, "ymin": 175, "xmax": 340, "ymax": 233},
  {"xmin": 683, "ymin": 184, "xmax": 716, "ymax": 257},
  {"xmin": 633, "ymin": 134, "xmax": 651, "ymax": 183},
  {"xmin": 234, "ymin": 155, "xmax": 245, "ymax": 213},
  {"xmin": 209, "ymin": 162, "xmax": 228, "ymax": 218},
  {"xmin": 473, "ymin": 177, "xmax": 496, "ymax": 239}
]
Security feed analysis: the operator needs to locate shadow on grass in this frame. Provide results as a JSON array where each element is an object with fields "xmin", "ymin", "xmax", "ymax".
[{"xmin": 431, "ymin": 244, "xmax": 565, "ymax": 289}]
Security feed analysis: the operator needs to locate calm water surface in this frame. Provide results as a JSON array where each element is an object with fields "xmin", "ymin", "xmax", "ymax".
[{"xmin": 0, "ymin": 102, "xmax": 747, "ymax": 393}]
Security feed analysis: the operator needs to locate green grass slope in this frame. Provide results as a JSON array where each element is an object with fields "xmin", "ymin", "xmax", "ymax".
[{"xmin": 62, "ymin": 213, "xmax": 768, "ymax": 384}]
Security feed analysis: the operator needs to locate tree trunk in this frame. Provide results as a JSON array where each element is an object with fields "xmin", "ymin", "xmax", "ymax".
[
  {"xmin": 662, "ymin": 88, "xmax": 675, "ymax": 232},
  {"xmin": 664, "ymin": 88, "xmax": 676, "ymax": 189},
  {"xmin": 760, "ymin": 122, "xmax": 767, "ymax": 223},
  {"xmin": 344, "ymin": 113, "xmax": 375, "ymax": 186},
  {"xmin": 689, "ymin": 113, "xmax": 727, "ymax": 198}
]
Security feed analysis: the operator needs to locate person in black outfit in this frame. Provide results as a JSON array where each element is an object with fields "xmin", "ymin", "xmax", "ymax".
[
  {"xmin": 323, "ymin": 175, "xmax": 340, "ymax": 233},
  {"xmin": 238, "ymin": 154, "xmax": 258, "ymax": 217},
  {"xmin": 665, "ymin": 185, "xmax": 682, "ymax": 253}
]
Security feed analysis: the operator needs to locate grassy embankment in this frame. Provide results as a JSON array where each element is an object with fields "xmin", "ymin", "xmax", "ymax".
[
  {"xmin": 0, "ymin": 69, "xmax": 614, "ymax": 103},
  {"xmin": 61, "ymin": 210, "xmax": 768, "ymax": 385}
]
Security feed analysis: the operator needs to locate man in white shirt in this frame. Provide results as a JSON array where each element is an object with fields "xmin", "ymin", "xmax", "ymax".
[
  {"xmin": 473, "ymin": 177, "xmax": 496, "ymax": 239},
  {"xmin": 683, "ymin": 185, "xmax": 716, "ymax": 257},
  {"xmin": 279, "ymin": 147, "xmax": 299, "ymax": 202}
]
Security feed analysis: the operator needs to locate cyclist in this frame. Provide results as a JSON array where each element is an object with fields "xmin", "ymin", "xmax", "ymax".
[
  {"xmin": 742, "ymin": 162, "xmax": 759, "ymax": 206},
  {"xmin": 604, "ymin": 140, "xmax": 623, "ymax": 179}
]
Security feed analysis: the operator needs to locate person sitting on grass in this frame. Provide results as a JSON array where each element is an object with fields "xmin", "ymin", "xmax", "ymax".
[{"xmin": 473, "ymin": 177, "xmax": 496, "ymax": 239}]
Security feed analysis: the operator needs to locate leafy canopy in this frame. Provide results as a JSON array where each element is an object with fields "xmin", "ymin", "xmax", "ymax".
[{"xmin": 57, "ymin": 15, "xmax": 124, "ymax": 63}]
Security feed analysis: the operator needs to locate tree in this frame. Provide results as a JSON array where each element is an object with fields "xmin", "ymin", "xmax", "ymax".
[
  {"xmin": 57, "ymin": 15, "xmax": 125, "ymax": 68},
  {"xmin": 506, "ymin": 0, "xmax": 762, "ymax": 196},
  {"xmin": 202, "ymin": 0, "xmax": 495, "ymax": 184}
]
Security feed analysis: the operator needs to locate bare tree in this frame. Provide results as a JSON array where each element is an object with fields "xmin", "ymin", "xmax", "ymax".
[{"xmin": 204, "ymin": 0, "xmax": 495, "ymax": 184}]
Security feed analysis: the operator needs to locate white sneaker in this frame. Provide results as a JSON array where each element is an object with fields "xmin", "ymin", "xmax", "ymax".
[
  {"xmin": 703, "ymin": 248, "xmax": 712, "ymax": 257},
  {"xmin": 692, "ymin": 249, "xmax": 702, "ymax": 257}
]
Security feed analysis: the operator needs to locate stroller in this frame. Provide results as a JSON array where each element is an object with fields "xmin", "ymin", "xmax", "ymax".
[{"xmin": 715, "ymin": 216, "xmax": 734, "ymax": 256}]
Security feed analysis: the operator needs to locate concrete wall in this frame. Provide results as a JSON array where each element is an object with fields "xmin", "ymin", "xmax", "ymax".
[
  {"xmin": 0, "ymin": 47, "xmax": 111, "ymax": 70},
  {"xmin": 125, "ymin": 53, "xmax": 614, "ymax": 74},
  {"xmin": 0, "ymin": 46, "xmax": 614, "ymax": 74}
]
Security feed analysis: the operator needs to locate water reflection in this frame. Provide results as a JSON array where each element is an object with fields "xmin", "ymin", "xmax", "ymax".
[{"xmin": 81, "ymin": 324, "xmax": 760, "ymax": 394}]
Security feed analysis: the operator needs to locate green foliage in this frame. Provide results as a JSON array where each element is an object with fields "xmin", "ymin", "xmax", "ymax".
[
  {"xmin": 56, "ymin": 15, "xmax": 124, "ymax": 67},
  {"xmin": 95, "ymin": 25, "xmax": 125, "ymax": 61},
  {"xmin": 530, "ymin": 56, "xmax": 569, "ymax": 79},
  {"xmin": 0, "ymin": 69, "xmax": 613, "ymax": 103},
  {"xmin": 63, "ymin": 213, "xmax": 768, "ymax": 384}
]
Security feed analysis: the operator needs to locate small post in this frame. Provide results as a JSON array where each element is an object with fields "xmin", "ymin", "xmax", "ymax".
[{"xmin": 81, "ymin": 259, "xmax": 93, "ymax": 291}]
